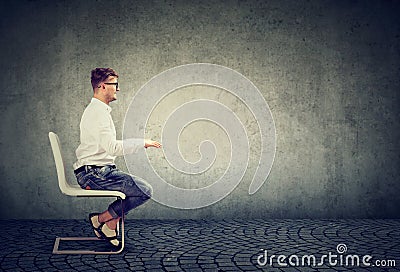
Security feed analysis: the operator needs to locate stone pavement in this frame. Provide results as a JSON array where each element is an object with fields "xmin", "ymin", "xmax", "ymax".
[{"xmin": 0, "ymin": 219, "xmax": 398, "ymax": 271}]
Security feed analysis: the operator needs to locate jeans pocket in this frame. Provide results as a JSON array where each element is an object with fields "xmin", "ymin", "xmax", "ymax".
[
  {"xmin": 76, "ymin": 171, "xmax": 104, "ymax": 190},
  {"xmin": 75, "ymin": 172, "xmax": 87, "ymax": 189},
  {"xmin": 76, "ymin": 171, "xmax": 96, "ymax": 188}
]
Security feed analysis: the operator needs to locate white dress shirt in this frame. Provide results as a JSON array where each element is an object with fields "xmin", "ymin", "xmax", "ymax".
[{"xmin": 73, "ymin": 98, "xmax": 143, "ymax": 170}]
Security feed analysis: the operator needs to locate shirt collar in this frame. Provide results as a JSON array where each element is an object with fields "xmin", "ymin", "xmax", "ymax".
[{"xmin": 91, "ymin": 97, "xmax": 112, "ymax": 113}]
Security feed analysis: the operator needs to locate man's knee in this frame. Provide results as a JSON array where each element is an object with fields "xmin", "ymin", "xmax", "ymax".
[
  {"xmin": 140, "ymin": 182, "xmax": 153, "ymax": 199},
  {"xmin": 130, "ymin": 176, "xmax": 153, "ymax": 199}
]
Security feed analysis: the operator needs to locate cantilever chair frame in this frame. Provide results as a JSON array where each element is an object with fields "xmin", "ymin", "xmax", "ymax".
[{"xmin": 48, "ymin": 132, "xmax": 125, "ymax": 254}]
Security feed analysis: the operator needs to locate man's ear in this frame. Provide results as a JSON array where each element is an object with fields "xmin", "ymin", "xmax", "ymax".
[
  {"xmin": 97, "ymin": 83, "xmax": 105, "ymax": 92},
  {"xmin": 94, "ymin": 84, "xmax": 103, "ymax": 94}
]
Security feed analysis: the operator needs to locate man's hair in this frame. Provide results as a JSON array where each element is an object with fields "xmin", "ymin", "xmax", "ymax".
[{"xmin": 91, "ymin": 68, "xmax": 118, "ymax": 90}]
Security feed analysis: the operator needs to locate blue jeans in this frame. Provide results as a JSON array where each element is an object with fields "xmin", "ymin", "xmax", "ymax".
[{"xmin": 75, "ymin": 165, "xmax": 152, "ymax": 218}]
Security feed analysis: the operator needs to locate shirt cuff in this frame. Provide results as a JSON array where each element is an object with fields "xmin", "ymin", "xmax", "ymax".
[{"xmin": 122, "ymin": 138, "xmax": 144, "ymax": 154}]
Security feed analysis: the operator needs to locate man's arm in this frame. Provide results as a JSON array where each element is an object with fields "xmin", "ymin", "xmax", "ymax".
[
  {"xmin": 96, "ymin": 119, "xmax": 141, "ymax": 155},
  {"xmin": 97, "ymin": 120, "xmax": 161, "ymax": 155}
]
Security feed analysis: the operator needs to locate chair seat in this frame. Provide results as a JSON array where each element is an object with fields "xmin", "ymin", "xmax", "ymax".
[{"xmin": 62, "ymin": 183, "xmax": 126, "ymax": 199}]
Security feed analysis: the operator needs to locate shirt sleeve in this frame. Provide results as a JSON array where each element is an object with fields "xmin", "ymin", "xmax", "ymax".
[{"xmin": 97, "ymin": 116, "xmax": 144, "ymax": 156}]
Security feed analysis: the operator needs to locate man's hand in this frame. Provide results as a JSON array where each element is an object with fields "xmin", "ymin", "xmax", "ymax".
[{"xmin": 144, "ymin": 139, "xmax": 162, "ymax": 149}]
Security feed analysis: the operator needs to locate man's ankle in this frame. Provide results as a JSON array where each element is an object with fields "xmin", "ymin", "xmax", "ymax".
[{"xmin": 98, "ymin": 211, "xmax": 112, "ymax": 223}]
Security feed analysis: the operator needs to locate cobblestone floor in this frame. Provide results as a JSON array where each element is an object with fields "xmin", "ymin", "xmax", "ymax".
[{"xmin": 0, "ymin": 219, "xmax": 398, "ymax": 271}]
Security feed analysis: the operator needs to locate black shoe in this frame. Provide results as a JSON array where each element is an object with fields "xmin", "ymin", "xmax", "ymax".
[
  {"xmin": 100, "ymin": 223, "xmax": 120, "ymax": 248},
  {"xmin": 88, "ymin": 213, "xmax": 103, "ymax": 239}
]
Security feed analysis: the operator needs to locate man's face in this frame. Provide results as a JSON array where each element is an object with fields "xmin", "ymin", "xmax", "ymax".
[{"xmin": 103, "ymin": 76, "xmax": 119, "ymax": 103}]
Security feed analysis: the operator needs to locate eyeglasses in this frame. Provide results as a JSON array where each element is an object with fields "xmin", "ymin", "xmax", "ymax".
[{"xmin": 103, "ymin": 82, "xmax": 119, "ymax": 89}]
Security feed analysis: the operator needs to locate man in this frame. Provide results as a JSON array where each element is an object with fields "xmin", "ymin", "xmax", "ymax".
[{"xmin": 73, "ymin": 68, "xmax": 161, "ymax": 247}]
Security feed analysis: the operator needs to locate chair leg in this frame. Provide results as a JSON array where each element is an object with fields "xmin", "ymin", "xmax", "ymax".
[
  {"xmin": 52, "ymin": 198, "xmax": 125, "ymax": 255},
  {"xmin": 119, "ymin": 212, "xmax": 125, "ymax": 253}
]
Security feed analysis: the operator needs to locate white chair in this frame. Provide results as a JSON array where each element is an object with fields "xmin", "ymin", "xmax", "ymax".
[{"xmin": 48, "ymin": 132, "xmax": 125, "ymax": 254}]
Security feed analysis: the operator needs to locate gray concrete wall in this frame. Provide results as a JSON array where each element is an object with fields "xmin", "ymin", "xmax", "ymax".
[{"xmin": 0, "ymin": 0, "xmax": 399, "ymax": 219}]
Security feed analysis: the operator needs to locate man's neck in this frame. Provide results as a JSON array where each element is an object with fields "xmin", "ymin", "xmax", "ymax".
[{"xmin": 93, "ymin": 94, "xmax": 109, "ymax": 105}]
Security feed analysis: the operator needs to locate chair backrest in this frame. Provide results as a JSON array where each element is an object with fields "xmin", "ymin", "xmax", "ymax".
[{"xmin": 48, "ymin": 132, "xmax": 71, "ymax": 194}]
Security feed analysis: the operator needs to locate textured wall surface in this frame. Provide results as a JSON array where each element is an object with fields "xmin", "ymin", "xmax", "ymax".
[{"xmin": 0, "ymin": 0, "xmax": 399, "ymax": 219}]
